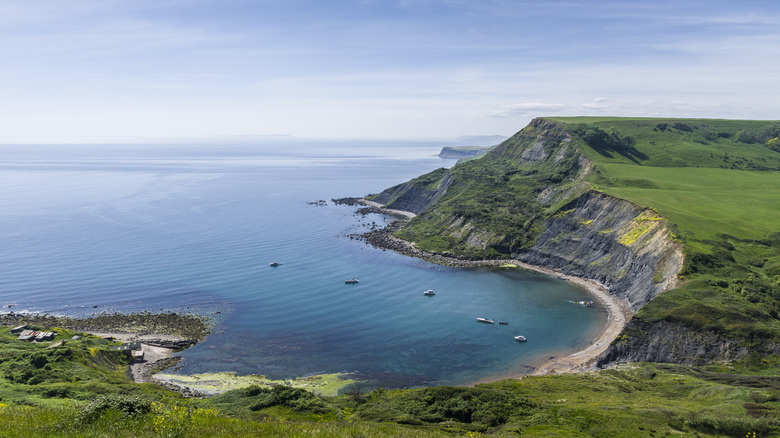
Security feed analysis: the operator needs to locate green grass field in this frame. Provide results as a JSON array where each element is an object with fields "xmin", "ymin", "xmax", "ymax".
[{"xmin": 595, "ymin": 163, "xmax": 780, "ymax": 245}]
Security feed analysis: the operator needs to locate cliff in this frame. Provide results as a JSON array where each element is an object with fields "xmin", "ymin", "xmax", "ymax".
[
  {"xmin": 369, "ymin": 168, "xmax": 454, "ymax": 215},
  {"xmin": 597, "ymin": 319, "xmax": 756, "ymax": 366},
  {"xmin": 365, "ymin": 117, "xmax": 780, "ymax": 369},
  {"xmin": 515, "ymin": 191, "xmax": 683, "ymax": 312},
  {"xmin": 371, "ymin": 119, "xmax": 684, "ymax": 308},
  {"xmin": 364, "ymin": 117, "xmax": 700, "ymax": 367}
]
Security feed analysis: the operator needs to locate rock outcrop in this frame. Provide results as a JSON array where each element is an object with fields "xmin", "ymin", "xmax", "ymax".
[
  {"xmin": 597, "ymin": 319, "xmax": 756, "ymax": 366},
  {"xmin": 515, "ymin": 191, "xmax": 684, "ymax": 312},
  {"xmin": 370, "ymin": 168, "xmax": 454, "ymax": 215}
]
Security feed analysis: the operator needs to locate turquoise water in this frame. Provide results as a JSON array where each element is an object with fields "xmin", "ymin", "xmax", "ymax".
[{"xmin": 0, "ymin": 140, "xmax": 606, "ymax": 388}]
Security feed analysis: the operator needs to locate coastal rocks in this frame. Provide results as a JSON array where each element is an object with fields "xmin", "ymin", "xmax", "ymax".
[
  {"xmin": 515, "ymin": 191, "xmax": 684, "ymax": 312},
  {"xmin": 332, "ymin": 197, "xmax": 361, "ymax": 206},
  {"xmin": 597, "ymin": 319, "xmax": 757, "ymax": 367},
  {"xmin": 0, "ymin": 312, "xmax": 211, "ymax": 342}
]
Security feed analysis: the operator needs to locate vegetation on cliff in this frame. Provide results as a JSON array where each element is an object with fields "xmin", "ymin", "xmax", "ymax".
[
  {"xmin": 375, "ymin": 118, "xmax": 588, "ymax": 258},
  {"xmin": 548, "ymin": 118, "xmax": 780, "ymax": 363}
]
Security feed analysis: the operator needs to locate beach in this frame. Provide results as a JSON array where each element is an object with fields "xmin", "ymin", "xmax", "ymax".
[{"xmin": 469, "ymin": 261, "xmax": 633, "ymax": 383}]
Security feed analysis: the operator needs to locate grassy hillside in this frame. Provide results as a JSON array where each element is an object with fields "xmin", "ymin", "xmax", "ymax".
[
  {"xmin": 2, "ymin": 354, "xmax": 778, "ymax": 436},
  {"xmin": 391, "ymin": 119, "xmax": 587, "ymax": 258},
  {"xmin": 550, "ymin": 117, "xmax": 780, "ymax": 171},
  {"xmin": 0, "ymin": 324, "xmax": 183, "ymax": 408},
  {"xmin": 548, "ymin": 117, "xmax": 780, "ymax": 246}
]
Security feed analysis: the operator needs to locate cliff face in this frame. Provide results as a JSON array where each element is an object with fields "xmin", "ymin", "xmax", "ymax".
[
  {"xmin": 367, "ymin": 118, "xmax": 699, "ymax": 366},
  {"xmin": 370, "ymin": 169, "xmax": 454, "ymax": 215},
  {"xmin": 515, "ymin": 191, "xmax": 684, "ymax": 312},
  {"xmin": 597, "ymin": 319, "xmax": 761, "ymax": 366}
]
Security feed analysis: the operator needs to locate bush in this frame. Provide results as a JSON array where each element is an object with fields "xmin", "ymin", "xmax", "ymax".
[
  {"xmin": 77, "ymin": 394, "xmax": 154, "ymax": 424},
  {"xmin": 245, "ymin": 385, "xmax": 329, "ymax": 413}
]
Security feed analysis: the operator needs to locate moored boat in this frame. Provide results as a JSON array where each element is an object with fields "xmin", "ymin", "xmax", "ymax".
[
  {"xmin": 476, "ymin": 317, "xmax": 494, "ymax": 324},
  {"xmin": 423, "ymin": 289, "xmax": 435, "ymax": 296},
  {"xmin": 345, "ymin": 278, "xmax": 359, "ymax": 284},
  {"xmin": 514, "ymin": 335, "xmax": 527, "ymax": 342},
  {"xmin": 269, "ymin": 262, "xmax": 281, "ymax": 267}
]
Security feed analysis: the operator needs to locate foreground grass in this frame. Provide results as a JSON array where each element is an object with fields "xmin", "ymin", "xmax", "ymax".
[
  {"xmin": 1, "ymin": 363, "xmax": 778, "ymax": 437},
  {"xmin": 0, "ymin": 404, "xmax": 451, "ymax": 438}
]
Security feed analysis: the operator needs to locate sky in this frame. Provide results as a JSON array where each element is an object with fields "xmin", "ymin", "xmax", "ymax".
[{"xmin": 1, "ymin": 0, "xmax": 779, "ymax": 142}]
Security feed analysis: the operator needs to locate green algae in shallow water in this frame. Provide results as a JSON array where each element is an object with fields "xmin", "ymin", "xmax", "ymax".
[{"xmin": 155, "ymin": 372, "xmax": 356, "ymax": 397}]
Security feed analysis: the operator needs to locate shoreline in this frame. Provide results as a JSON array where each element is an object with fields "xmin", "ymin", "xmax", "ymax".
[
  {"xmin": 355, "ymin": 199, "xmax": 634, "ymax": 381},
  {"xmin": 468, "ymin": 262, "xmax": 632, "ymax": 384}
]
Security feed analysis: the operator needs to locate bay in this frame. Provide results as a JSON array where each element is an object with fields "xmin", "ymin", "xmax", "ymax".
[{"xmin": 0, "ymin": 140, "xmax": 606, "ymax": 388}]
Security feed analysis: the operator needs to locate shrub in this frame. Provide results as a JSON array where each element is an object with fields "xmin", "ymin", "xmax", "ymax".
[
  {"xmin": 77, "ymin": 394, "xmax": 154, "ymax": 424},
  {"xmin": 246, "ymin": 385, "xmax": 329, "ymax": 413}
]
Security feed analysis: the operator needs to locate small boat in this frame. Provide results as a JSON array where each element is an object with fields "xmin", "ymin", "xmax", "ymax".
[
  {"xmin": 514, "ymin": 335, "xmax": 527, "ymax": 342},
  {"xmin": 345, "ymin": 278, "xmax": 359, "ymax": 284},
  {"xmin": 423, "ymin": 289, "xmax": 435, "ymax": 296},
  {"xmin": 476, "ymin": 317, "xmax": 494, "ymax": 324},
  {"xmin": 269, "ymin": 262, "xmax": 281, "ymax": 267},
  {"xmin": 498, "ymin": 321, "xmax": 508, "ymax": 325}
]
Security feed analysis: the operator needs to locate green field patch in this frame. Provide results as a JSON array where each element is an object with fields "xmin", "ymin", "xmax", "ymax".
[{"xmin": 596, "ymin": 164, "xmax": 780, "ymax": 243}]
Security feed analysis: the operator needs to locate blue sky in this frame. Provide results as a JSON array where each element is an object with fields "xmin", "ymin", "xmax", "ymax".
[{"xmin": 1, "ymin": 0, "xmax": 778, "ymax": 141}]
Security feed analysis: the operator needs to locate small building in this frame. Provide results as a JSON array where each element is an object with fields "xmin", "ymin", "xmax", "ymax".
[
  {"xmin": 17, "ymin": 329, "xmax": 56, "ymax": 342},
  {"xmin": 35, "ymin": 331, "xmax": 55, "ymax": 341},
  {"xmin": 112, "ymin": 342, "xmax": 144, "ymax": 360},
  {"xmin": 10, "ymin": 325, "xmax": 26, "ymax": 333}
]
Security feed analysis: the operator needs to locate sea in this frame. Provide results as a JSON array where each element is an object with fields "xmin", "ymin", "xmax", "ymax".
[{"xmin": 0, "ymin": 139, "xmax": 606, "ymax": 389}]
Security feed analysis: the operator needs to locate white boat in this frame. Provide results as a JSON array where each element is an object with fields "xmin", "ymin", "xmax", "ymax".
[
  {"xmin": 514, "ymin": 335, "xmax": 527, "ymax": 342},
  {"xmin": 476, "ymin": 317, "xmax": 494, "ymax": 324},
  {"xmin": 423, "ymin": 289, "xmax": 435, "ymax": 296},
  {"xmin": 345, "ymin": 278, "xmax": 359, "ymax": 284}
]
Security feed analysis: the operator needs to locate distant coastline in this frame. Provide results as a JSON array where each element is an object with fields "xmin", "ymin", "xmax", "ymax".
[{"xmin": 437, "ymin": 145, "xmax": 491, "ymax": 159}]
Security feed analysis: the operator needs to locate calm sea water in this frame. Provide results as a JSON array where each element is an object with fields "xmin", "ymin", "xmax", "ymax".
[{"xmin": 0, "ymin": 140, "xmax": 605, "ymax": 389}]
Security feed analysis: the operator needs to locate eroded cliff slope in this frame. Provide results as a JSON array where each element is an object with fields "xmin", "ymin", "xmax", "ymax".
[{"xmin": 515, "ymin": 191, "xmax": 683, "ymax": 312}]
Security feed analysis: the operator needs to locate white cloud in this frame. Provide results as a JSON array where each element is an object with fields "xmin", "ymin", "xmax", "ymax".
[
  {"xmin": 479, "ymin": 103, "xmax": 567, "ymax": 118},
  {"xmin": 581, "ymin": 97, "xmax": 611, "ymax": 111}
]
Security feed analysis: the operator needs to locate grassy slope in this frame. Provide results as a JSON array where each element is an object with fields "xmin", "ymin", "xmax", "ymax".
[
  {"xmin": 394, "ymin": 119, "xmax": 584, "ymax": 257},
  {"xmin": 548, "ymin": 118, "xmax": 780, "ymax": 247},
  {"xmin": 0, "ymin": 325, "xmax": 182, "ymax": 408},
  {"xmin": 2, "ymin": 362, "xmax": 778, "ymax": 437},
  {"xmin": 595, "ymin": 164, "xmax": 780, "ymax": 243}
]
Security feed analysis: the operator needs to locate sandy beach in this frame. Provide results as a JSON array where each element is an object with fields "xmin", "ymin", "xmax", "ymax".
[{"xmin": 469, "ymin": 260, "xmax": 633, "ymax": 384}]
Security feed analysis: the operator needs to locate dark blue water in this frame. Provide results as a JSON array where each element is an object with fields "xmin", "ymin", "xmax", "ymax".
[{"xmin": 0, "ymin": 140, "xmax": 605, "ymax": 388}]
